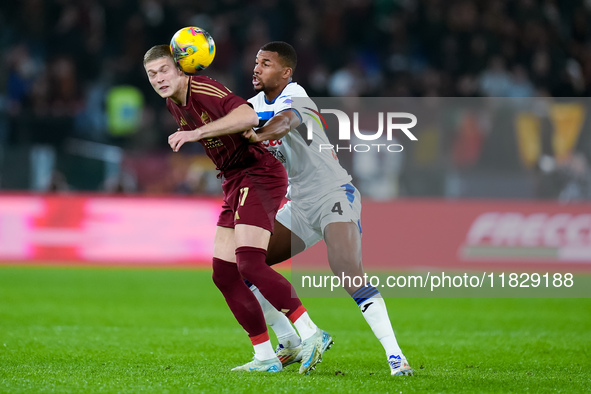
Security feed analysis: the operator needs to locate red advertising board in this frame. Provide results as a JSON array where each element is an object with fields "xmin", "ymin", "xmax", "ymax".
[
  {"xmin": 293, "ymin": 199, "xmax": 591, "ymax": 273},
  {"xmin": 1, "ymin": 195, "xmax": 590, "ymax": 270},
  {"xmin": 0, "ymin": 194, "xmax": 221, "ymax": 265}
]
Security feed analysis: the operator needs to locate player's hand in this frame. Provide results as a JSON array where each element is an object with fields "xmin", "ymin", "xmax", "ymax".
[
  {"xmin": 242, "ymin": 128, "xmax": 260, "ymax": 143},
  {"xmin": 168, "ymin": 129, "xmax": 200, "ymax": 152}
]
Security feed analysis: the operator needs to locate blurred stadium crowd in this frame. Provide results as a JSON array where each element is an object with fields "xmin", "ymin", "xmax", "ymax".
[{"xmin": 0, "ymin": 0, "xmax": 590, "ymax": 199}]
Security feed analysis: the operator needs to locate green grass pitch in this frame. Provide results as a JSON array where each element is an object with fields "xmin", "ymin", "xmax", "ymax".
[{"xmin": 1, "ymin": 266, "xmax": 590, "ymax": 393}]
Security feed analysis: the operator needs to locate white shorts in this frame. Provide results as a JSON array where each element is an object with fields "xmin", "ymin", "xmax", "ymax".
[{"xmin": 276, "ymin": 183, "xmax": 362, "ymax": 250}]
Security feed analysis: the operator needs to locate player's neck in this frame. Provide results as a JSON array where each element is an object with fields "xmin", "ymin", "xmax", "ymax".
[
  {"xmin": 171, "ymin": 76, "xmax": 190, "ymax": 106},
  {"xmin": 264, "ymin": 81, "xmax": 290, "ymax": 103}
]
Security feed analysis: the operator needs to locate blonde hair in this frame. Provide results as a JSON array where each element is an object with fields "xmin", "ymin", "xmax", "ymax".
[{"xmin": 143, "ymin": 45, "xmax": 173, "ymax": 66}]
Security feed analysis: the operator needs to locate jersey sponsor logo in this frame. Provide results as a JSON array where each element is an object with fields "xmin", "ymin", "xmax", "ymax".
[
  {"xmin": 269, "ymin": 149, "xmax": 286, "ymax": 163},
  {"xmin": 204, "ymin": 138, "xmax": 223, "ymax": 149},
  {"xmin": 179, "ymin": 117, "xmax": 188, "ymax": 126},
  {"xmin": 262, "ymin": 139, "xmax": 282, "ymax": 147}
]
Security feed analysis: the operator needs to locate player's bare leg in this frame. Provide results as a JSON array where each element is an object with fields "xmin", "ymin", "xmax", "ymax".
[
  {"xmin": 324, "ymin": 221, "xmax": 364, "ymax": 294},
  {"xmin": 324, "ymin": 221, "xmax": 413, "ymax": 376},
  {"xmin": 213, "ymin": 226, "xmax": 237, "ymax": 262}
]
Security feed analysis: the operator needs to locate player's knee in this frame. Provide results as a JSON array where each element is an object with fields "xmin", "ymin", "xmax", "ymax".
[
  {"xmin": 328, "ymin": 249, "xmax": 363, "ymax": 276},
  {"xmin": 235, "ymin": 246, "xmax": 268, "ymax": 280},
  {"xmin": 211, "ymin": 271, "xmax": 227, "ymax": 292},
  {"xmin": 235, "ymin": 259, "xmax": 256, "ymax": 280},
  {"xmin": 211, "ymin": 269, "xmax": 224, "ymax": 290},
  {"xmin": 328, "ymin": 245, "xmax": 357, "ymax": 264},
  {"xmin": 212, "ymin": 258, "xmax": 239, "ymax": 291}
]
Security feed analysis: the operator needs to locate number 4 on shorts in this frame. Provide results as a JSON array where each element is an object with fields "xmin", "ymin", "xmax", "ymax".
[{"xmin": 331, "ymin": 202, "xmax": 343, "ymax": 215}]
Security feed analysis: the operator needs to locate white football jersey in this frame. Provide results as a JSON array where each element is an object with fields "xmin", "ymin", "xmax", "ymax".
[{"xmin": 248, "ymin": 82, "xmax": 351, "ymax": 200}]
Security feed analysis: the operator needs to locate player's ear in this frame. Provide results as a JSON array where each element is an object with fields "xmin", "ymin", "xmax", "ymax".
[
  {"xmin": 171, "ymin": 58, "xmax": 184, "ymax": 76},
  {"xmin": 283, "ymin": 67, "xmax": 293, "ymax": 80},
  {"xmin": 175, "ymin": 63, "xmax": 185, "ymax": 76}
]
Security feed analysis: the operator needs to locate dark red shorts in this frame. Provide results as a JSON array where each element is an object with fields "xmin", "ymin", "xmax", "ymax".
[{"xmin": 217, "ymin": 155, "xmax": 287, "ymax": 233}]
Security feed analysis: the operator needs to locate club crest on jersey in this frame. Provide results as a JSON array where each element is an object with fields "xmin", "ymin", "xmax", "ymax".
[{"xmin": 201, "ymin": 111, "xmax": 211, "ymax": 124}]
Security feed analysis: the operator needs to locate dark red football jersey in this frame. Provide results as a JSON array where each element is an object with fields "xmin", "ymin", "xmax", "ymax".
[{"xmin": 166, "ymin": 75, "xmax": 268, "ymax": 172}]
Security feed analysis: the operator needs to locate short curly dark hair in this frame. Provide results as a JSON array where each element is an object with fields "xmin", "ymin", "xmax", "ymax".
[{"xmin": 260, "ymin": 41, "xmax": 297, "ymax": 71}]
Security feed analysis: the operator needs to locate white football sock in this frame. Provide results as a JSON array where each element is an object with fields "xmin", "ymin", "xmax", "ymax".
[
  {"xmin": 292, "ymin": 311, "xmax": 318, "ymax": 341},
  {"xmin": 354, "ymin": 288, "xmax": 403, "ymax": 357},
  {"xmin": 250, "ymin": 285, "xmax": 301, "ymax": 348},
  {"xmin": 253, "ymin": 339, "xmax": 277, "ymax": 361}
]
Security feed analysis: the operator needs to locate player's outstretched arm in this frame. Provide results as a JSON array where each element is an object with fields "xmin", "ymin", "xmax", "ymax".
[
  {"xmin": 168, "ymin": 104, "xmax": 258, "ymax": 152},
  {"xmin": 243, "ymin": 110, "xmax": 301, "ymax": 143}
]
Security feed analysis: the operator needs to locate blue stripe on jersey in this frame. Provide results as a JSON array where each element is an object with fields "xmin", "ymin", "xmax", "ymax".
[
  {"xmin": 257, "ymin": 110, "xmax": 275, "ymax": 121},
  {"xmin": 265, "ymin": 95, "xmax": 289, "ymax": 105},
  {"xmin": 278, "ymin": 108, "xmax": 302, "ymax": 123},
  {"xmin": 351, "ymin": 285, "xmax": 379, "ymax": 305},
  {"xmin": 341, "ymin": 183, "xmax": 355, "ymax": 203},
  {"xmin": 264, "ymin": 82, "xmax": 295, "ymax": 104},
  {"xmin": 265, "ymin": 94, "xmax": 286, "ymax": 105}
]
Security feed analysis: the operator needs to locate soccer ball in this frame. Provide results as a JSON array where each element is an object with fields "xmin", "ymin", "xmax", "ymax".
[{"xmin": 170, "ymin": 27, "xmax": 216, "ymax": 74}]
